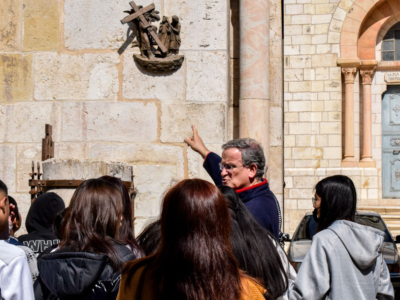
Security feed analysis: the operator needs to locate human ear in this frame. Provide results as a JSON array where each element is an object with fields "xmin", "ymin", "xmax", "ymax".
[
  {"xmin": 248, "ymin": 164, "xmax": 258, "ymax": 179},
  {"xmin": 0, "ymin": 197, "xmax": 7, "ymax": 213}
]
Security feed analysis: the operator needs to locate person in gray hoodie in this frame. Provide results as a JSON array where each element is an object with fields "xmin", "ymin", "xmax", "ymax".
[{"xmin": 289, "ymin": 175, "xmax": 394, "ymax": 300}]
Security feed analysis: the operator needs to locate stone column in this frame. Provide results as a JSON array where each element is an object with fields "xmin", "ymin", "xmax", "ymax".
[
  {"xmin": 239, "ymin": 0, "xmax": 270, "ymax": 158},
  {"xmin": 359, "ymin": 68, "xmax": 376, "ymax": 167},
  {"xmin": 341, "ymin": 67, "xmax": 358, "ymax": 167}
]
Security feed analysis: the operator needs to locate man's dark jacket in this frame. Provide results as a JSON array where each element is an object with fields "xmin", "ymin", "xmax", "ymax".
[
  {"xmin": 204, "ymin": 152, "xmax": 280, "ymax": 240},
  {"xmin": 18, "ymin": 192, "xmax": 65, "ymax": 256}
]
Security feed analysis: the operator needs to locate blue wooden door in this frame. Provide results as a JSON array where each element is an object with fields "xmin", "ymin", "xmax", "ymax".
[{"xmin": 383, "ymin": 85, "xmax": 400, "ymax": 198}]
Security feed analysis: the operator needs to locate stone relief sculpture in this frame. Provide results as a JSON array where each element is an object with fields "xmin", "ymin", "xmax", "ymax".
[{"xmin": 121, "ymin": 1, "xmax": 184, "ymax": 72}]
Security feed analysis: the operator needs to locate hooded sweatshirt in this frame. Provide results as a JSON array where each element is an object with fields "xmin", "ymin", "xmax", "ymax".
[
  {"xmin": 289, "ymin": 220, "xmax": 394, "ymax": 300},
  {"xmin": 18, "ymin": 193, "xmax": 65, "ymax": 256}
]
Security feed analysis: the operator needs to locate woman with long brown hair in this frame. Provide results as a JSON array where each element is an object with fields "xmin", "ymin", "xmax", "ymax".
[
  {"xmin": 117, "ymin": 179, "xmax": 266, "ymax": 300},
  {"xmin": 34, "ymin": 178, "xmax": 139, "ymax": 300},
  {"xmin": 99, "ymin": 175, "xmax": 143, "ymax": 258}
]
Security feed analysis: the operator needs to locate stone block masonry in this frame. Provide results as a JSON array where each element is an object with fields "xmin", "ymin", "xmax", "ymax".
[{"xmin": 0, "ymin": 0, "xmax": 231, "ymax": 236}]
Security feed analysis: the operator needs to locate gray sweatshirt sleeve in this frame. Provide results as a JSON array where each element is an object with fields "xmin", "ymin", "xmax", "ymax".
[
  {"xmin": 376, "ymin": 254, "xmax": 394, "ymax": 300},
  {"xmin": 288, "ymin": 235, "xmax": 330, "ymax": 300}
]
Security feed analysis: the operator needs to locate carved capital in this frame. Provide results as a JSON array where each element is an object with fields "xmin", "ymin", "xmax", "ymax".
[
  {"xmin": 342, "ymin": 67, "xmax": 357, "ymax": 84},
  {"xmin": 360, "ymin": 68, "xmax": 375, "ymax": 85}
]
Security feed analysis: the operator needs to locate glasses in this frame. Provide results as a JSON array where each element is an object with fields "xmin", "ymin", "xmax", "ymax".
[{"xmin": 218, "ymin": 163, "xmax": 244, "ymax": 172}]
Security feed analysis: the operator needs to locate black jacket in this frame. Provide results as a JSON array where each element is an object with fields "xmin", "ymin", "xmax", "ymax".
[
  {"xmin": 203, "ymin": 152, "xmax": 280, "ymax": 240},
  {"xmin": 34, "ymin": 244, "xmax": 137, "ymax": 300},
  {"xmin": 18, "ymin": 192, "xmax": 65, "ymax": 255}
]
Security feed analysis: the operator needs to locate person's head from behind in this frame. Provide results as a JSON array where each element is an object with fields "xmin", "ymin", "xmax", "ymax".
[
  {"xmin": 0, "ymin": 180, "xmax": 9, "ymax": 234},
  {"xmin": 218, "ymin": 185, "xmax": 287, "ymax": 300},
  {"xmin": 59, "ymin": 178, "xmax": 126, "ymax": 270},
  {"xmin": 316, "ymin": 175, "xmax": 357, "ymax": 232},
  {"xmin": 26, "ymin": 192, "xmax": 65, "ymax": 234},
  {"xmin": 136, "ymin": 219, "xmax": 161, "ymax": 256},
  {"xmin": 8, "ymin": 196, "xmax": 21, "ymax": 236},
  {"xmin": 99, "ymin": 176, "xmax": 143, "ymax": 257},
  {"xmin": 149, "ymin": 179, "xmax": 242, "ymax": 300},
  {"xmin": 220, "ymin": 138, "xmax": 266, "ymax": 189}
]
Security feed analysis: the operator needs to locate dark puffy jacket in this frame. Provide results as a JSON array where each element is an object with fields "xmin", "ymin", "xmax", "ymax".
[{"xmin": 34, "ymin": 244, "xmax": 137, "ymax": 300}]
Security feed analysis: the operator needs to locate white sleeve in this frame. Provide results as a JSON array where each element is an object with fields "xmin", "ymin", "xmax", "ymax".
[
  {"xmin": 1, "ymin": 255, "xmax": 34, "ymax": 300},
  {"xmin": 276, "ymin": 244, "xmax": 297, "ymax": 300}
]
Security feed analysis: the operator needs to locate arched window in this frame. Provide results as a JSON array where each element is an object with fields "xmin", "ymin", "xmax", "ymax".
[{"xmin": 382, "ymin": 22, "xmax": 400, "ymax": 61}]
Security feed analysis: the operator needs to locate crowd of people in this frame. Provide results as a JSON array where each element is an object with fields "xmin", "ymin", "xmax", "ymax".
[{"xmin": 0, "ymin": 127, "xmax": 395, "ymax": 299}]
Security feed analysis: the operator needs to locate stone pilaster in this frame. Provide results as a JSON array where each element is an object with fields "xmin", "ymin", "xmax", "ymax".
[
  {"xmin": 341, "ymin": 67, "xmax": 358, "ymax": 167},
  {"xmin": 359, "ymin": 68, "xmax": 376, "ymax": 167},
  {"xmin": 239, "ymin": 0, "xmax": 270, "ymax": 159}
]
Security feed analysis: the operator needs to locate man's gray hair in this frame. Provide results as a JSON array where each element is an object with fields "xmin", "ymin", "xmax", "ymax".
[{"xmin": 222, "ymin": 138, "xmax": 266, "ymax": 179}]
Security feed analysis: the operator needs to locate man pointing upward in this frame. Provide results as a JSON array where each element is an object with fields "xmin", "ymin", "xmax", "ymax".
[{"xmin": 185, "ymin": 126, "xmax": 281, "ymax": 240}]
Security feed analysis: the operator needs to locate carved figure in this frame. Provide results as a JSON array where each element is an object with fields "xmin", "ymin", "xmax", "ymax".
[
  {"xmin": 121, "ymin": 2, "xmax": 184, "ymax": 72},
  {"xmin": 158, "ymin": 16, "xmax": 171, "ymax": 55},
  {"xmin": 139, "ymin": 16, "xmax": 154, "ymax": 59},
  {"xmin": 169, "ymin": 16, "xmax": 181, "ymax": 55}
]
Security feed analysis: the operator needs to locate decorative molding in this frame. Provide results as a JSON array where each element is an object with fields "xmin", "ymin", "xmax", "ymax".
[
  {"xmin": 360, "ymin": 68, "xmax": 375, "ymax": 85},
  {"xmin": 342, "ymin": 67, "xmax": 357, "ymax": 84}
]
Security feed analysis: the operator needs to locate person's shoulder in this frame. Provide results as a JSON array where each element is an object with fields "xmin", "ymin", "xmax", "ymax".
[
  {"xmin": 312, "ymin": 228, "xmax": 339, "ymax": 246},
  {"xmin": 0, "ymin": 241, "xmax": 26, "ymax": 265},
  {"xmin": 240, "ymin": 277, "xmax": 266, "ymax": 300}
]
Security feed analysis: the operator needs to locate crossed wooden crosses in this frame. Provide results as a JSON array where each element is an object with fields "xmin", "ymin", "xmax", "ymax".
[{"xmin": 121, "ymin": 1, "xmax": 167, "ymax": 54}]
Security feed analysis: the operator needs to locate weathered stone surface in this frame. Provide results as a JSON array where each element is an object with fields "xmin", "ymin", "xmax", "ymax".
[
  {"xmin": 0, "ymin": 54, "xmax": 33, "ymax": 103},
  {"xmin": 187, "ymin": 143, "xmax": 222, "ymax": 181},
  {"xmin": 88, "ymin": 143, "xmax": 185, "ymax": 178},
  {"xmin": 23, "ymin": 0, "xmax": 60, "ymax": 51},
  {"xmin": 55, "ymin": 143, "xmax": 87, "ymax": 160},
  {"xmin": 64, "ymin": 0, "xmax": 161, "ymax": 50},
  {"xmin": 0, "ymin": 145, "xmax": 16, "ymax": 192},
  {"xmin": 0, "ymin": 0, "xmax": 21, "ymax": 51},
  {"xmin": 16, "ymin": 144, "xmax": 41, "ymax": 193},
  {"xmin": 123, "ymin": 51, "xmax": 185, "ymax": 101},
  {"xmin": 41, "ymin": 159, "xmax": 133, "ymax": 205},
  {"xmin": 133, "ymin": 164, "xmax": 179, "ymax": 218},
  {"xmin": 164, "ymin": 0, "xmax": 227, "ymax": 50},
  {"xmin": 0, "ymin": 102, "xmax": 61, "ymax": 143},
  {"xmin": 34, "ymin": 53, "xmax": 119, "ymax": 100},
  {"xmin": 62, "ymin": 102, "xmax": 158, "ymax": 143},
  {"xmin": 43, "ymin": 159, "xmax": 133, "ymax": 181},
  {"xmin": 186, "ymin": 51, "xmax": 228, "ymax": 102},
  {"xmin": 160, "ymin": 103, "xmax": 226, "ymax": 143}
]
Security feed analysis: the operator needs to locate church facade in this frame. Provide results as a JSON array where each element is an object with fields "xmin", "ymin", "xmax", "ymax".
[{"xmin": 0, "ymin": 0, "xmax": 398, "ymax": 235}]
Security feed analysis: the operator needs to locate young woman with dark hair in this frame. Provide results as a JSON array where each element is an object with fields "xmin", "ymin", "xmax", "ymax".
[
  {"xmin": 34, "ymin": 178, "xmax": 139, "ymax": 300},
  {"xmin": 99, "ymin": 175, "xmax": 144, "ymax": 258},
  {"xmin": 117, "ymin": 179, "xmax": 266, "ymax": 300},
  {"xmin": 218, "ymin": 186, "xmax": 296, "ymax": 300},
  {"xmin": 289, "ymin": 175, "xmax": 394, "ymax": 300}
]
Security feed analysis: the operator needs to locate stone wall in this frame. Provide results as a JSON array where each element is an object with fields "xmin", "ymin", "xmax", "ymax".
[
  {"xmin": 0, "ymin": 0, "xmax": 231, "ymax": 235},
  {"xmin": 283, "ymin": 0, "xmax": 387, "ymax": 234}
]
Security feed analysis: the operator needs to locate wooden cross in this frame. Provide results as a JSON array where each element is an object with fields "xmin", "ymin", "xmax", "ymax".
[
  {"xmin": 42, "ymin": 124, "xmax": 54, "ymax": 161},
  {"xmin": 121, "ymin": 1, "xmax": 167, "ymax": 53}
]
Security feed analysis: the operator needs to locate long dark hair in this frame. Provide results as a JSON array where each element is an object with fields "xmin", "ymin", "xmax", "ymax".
[
  {"xmin": 125, "ymin": 179, "xmax": 243, "ymax": 300},
  {"xmin": 218, "ymin": 185, "xmax": 288, "ymax": 300},
  {"xmin": 316, "ymin": 175, "xmax": 357, "ymax": 232},
  {"xmin": 99, "ymin": 176, "xmax": 143, "ymax": 258},
  {"xmin": 59, "ymin": 178, "xmax": 126, "ymax": 270},
  {"xmin": 136, "ymin": 219, "xmax": 161, "ymax": 256}
]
